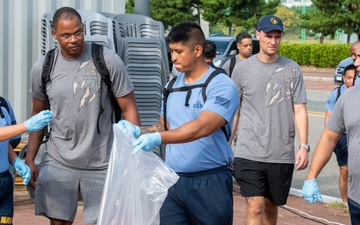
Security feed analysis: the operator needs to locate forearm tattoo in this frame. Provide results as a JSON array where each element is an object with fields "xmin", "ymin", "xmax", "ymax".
[{"xmin": 140, "ymin": 121, "xmax": 165, "ymax": 134}]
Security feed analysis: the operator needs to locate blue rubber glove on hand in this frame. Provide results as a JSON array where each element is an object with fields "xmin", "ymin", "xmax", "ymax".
[
  {"xmin": 132, "ymin": 132, "xmax": 161, "ymax": 155},
  {"xmin": 117, "ymin": 120, "xmax": 140, "ymax": 138},
  {"xmin": 13, "ymin": 157, "xmax": 31, "ymax": 185},
  {"xmin": 302, "ymin": 179, "xmax": 323, "ymax": 203},
  {"xmin": 24, "ymin": 110, "xmax": 53, "ymax": 132}
]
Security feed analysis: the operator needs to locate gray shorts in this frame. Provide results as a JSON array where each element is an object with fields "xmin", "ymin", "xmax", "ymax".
[{"xmin": 35, "ymin": 155, "xmax": 107, "ymax": 224}]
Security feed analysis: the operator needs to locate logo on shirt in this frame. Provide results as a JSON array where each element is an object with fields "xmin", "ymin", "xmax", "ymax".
[{"xmin": 215, "ymin": 96, "xmax": 230, "ymax": 109}]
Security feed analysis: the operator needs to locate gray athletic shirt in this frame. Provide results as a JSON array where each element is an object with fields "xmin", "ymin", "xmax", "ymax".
[
  {"xmin": 30, "ymin": 42, "xmax": 134, "ymax": 169},
  {"xmin": 327, "ymin": 85, "xmax": 360, "ymax": 204},
  {"xmin": 231, "ymin": 55, "xmax": 307, "ymax": 163}
]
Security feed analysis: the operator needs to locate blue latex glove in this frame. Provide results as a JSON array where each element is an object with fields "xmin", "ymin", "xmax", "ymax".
[
  {"xmin": 117, "ymin": 120, "xmax": 140, "ymax": 138},
  {"xmin": 13, "ymin": 157, "xmax": 31, "ymax": 185},
  {"xmin": 24, "ymin": 110, "xmax": 53, "ymax": 132},
  {"xmin": 132, "ymin": 132, "xmax": 161, "ymax": 155},
  {"xmin": 302, "ymin": 179, "xmax": 323, "ymax": 203}
]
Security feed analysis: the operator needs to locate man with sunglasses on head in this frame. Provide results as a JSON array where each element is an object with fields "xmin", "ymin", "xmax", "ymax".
[{"xmin": 25, "ymin": 6, "xmax": 140, "ymax": 225}]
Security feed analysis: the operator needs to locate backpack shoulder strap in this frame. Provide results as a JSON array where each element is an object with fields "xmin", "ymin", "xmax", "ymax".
[
  {"xmin": 0, "ymin": 96, "xmax": 9, "ymax": 118},
  {"xmin": 92, "ymin": 43, "xmax": 111, "ymax": 88},
  {"xmin": 229, "ymin": 56, "xmax": 236, "ymax": 78},
  {"xmin": 335, "ymin": 85, "xmax": 342, "ymax": 101},
  {"xmin": 91, "ymin": 43, "xmax": 122, "ymax": 132},
  {"xmin": 201, "ymin": 69, "xmax": 222, "ymax": 102},
  {"xmin": 163, "ymin": 76, "xmax": 178, "ymax": 131},
  {"xmin": 41, "ymin": 48, "xmax": 56, "ymax": 96}
]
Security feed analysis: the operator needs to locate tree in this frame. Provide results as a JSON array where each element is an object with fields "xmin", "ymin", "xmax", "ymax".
[
  {"xmin": 275, "ymin": 5, "xmax": 299, "ymax": 33},
  {"xmin": 201, "ymin": 0, "xmax": 280, "ymax": 36},
  {"xmin": 300, "ymin": 0, "xmax": 360, "ymax": 43}
]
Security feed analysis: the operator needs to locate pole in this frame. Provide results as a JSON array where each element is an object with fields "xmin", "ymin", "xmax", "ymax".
[
  {"xmin": 135, "ymin": 0, "xmax": 150, "ymax": 17},
  {"xmin": 301, "ymin": 0, "xmax": 306, "ymax": 43}
]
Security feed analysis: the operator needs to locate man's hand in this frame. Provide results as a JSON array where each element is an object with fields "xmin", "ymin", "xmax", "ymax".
[
  {"xmin": 132, "ymin": 132, "xmax": 161, "ymax": 155},
  {"xmin": 13, "ymin": 157, "xmax": 31, "ymax": 185},
  {"xmin": 24, "ymin": 110, "xmax": 53, "ymax": 132},
  {"xmin": 302, "ymin": 179, "xmax": 323, "ymax": 203},
  {"xmin": 117, "ymin": 120, "xmax": 140, "ymax": 138}
]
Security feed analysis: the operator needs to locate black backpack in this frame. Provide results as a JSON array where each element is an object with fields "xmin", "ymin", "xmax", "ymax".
[
  {"xmin": 41, "ymin": 43, "xmax": 122, "ymax": 134},
  {"xmin": 163, "ymin": 69, "xmax": 229, "ymax": 140},
  {"xmin": 0, "ymin": 96, "xmax": 21, "ymax": 148}
]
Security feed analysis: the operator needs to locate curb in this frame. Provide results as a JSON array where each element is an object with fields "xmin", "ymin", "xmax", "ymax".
[
  {"xmin": 290, "ymin": 188, "xmax": 343, "ymax": 203},
  {"xmin": 303, "ymin": 76, "xmax": 334, "ymax": 82}
]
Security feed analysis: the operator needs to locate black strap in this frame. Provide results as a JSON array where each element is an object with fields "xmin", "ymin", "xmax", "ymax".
[
  {"xmin": 41, "ymin": 48, "xmax": 56, "ymax": 98},
  {"xmin": 0, "ymin": 96, "xmax": 9, "ymax": 119},
  {"xmin": 163, "ymin": 69, "xmax": 229, "ymax": 140},
  {"xmin": 335, "ymin": 86, "xmax": 341, "ymax": 101},
  {"xmin": 229, "ymin": 56, "xmax": 236, "ymax": 78},
  {"xmin": 92, "ymin": 43, "xmax": 123, "ymax": 133}
]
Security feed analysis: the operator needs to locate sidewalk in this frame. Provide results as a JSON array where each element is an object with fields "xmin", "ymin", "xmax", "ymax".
[{"xmin": 13, "ymin": 183, "xmax": 351, "ymax": 225}]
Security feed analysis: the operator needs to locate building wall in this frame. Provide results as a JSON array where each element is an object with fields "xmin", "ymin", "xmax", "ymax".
[{"xmin": 0, "ymin": 0, "xmax": 125, "ymax": 122}]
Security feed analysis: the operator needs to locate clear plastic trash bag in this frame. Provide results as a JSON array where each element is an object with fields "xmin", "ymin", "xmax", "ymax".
[{"xmin": 97, "ymin": 124, "xmax": 179, "ymax": 225}]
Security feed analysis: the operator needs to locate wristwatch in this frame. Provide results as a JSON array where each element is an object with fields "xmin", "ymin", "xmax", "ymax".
[{"xmin": 299, "ymin": 144, "xmax": 310, "ymax": 153}]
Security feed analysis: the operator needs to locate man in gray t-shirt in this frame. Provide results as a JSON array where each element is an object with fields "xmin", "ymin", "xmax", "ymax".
[
  {"xmin": 25, "ymin": 7, "xmax": 140, "ymax": 225},
  {"xmin": 303, "ymin": 55, "xmax": 360, "ymax": 224},
  {"xmin": 231, "ymin": 15, "xmax": 309, "ymax": 224}
]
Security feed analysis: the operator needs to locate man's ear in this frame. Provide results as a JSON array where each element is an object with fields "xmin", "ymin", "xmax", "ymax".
[
  {"xmin": 51, "ymin": 30, "xmax": 57, "ymax": 40},
  {"xmin": 194, "ymin": 45, "xmax": 203, "ymax": 57}
]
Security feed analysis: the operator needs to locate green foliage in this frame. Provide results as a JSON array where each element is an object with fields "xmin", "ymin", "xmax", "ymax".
[
  {"xmin": 279, "ymin": 43, "xmax": 350, "ymax": 67},
  {"xmin": 300, "ymin": 0, "xmax": 360, "ymax": 43}
]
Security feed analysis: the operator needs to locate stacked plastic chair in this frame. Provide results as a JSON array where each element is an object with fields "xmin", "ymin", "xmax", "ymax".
[{"xmin": 112, "ymin": 14, "xmax": 169, "ymax": 159}]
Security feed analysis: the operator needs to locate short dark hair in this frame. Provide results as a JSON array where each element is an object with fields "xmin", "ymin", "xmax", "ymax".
[
  {"xmin": 203, "ymin": 40, "xmax": 217, "ymax": 59},
  {"xmin": 236, "ymin": 31, "xmax": 252, "ymax": 44},
  {"xmin": 343, "ymin": 64, "xmax": 356, "ymax": 76},
  {"xmin": 52, "ymin": 7, "xmax": 82, "ymax": 30},
  {"xmin": 166, "ymin": 21, "xmax": 205, "ymax": 49}
]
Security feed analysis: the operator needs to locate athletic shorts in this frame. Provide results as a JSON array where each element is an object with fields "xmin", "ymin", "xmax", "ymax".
[
  {"xmin": 333, "ymin": 133, "xmax": 348, "ymax": 167},
  {"xmin": 160, "ymin": 166, "xmax": 233, "ymax": 225},
  {"xmin": 35, "ymin": 155, "xmax": 107, "ymax": 224},
  {"xmin": 233, "ymin": 157, "xmax": 294, "ymax": 206},
  {"xmin": 0, "ymin": 171, "xmax": 13, "ymax": 225}
]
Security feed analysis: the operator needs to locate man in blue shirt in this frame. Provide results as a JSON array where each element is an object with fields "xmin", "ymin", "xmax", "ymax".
[{"xmin": 119, "ymin": 21, "xmax": 239, "ymax": 224}]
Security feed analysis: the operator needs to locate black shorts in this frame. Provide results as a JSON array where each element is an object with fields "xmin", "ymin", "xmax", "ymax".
[
  {"xmin": 333, "ymin": 133, "xmax": 348, "ymax": 167},
  {"xmin": 233, "ymin": 157, "xmax": 294, "ymax": 206}
]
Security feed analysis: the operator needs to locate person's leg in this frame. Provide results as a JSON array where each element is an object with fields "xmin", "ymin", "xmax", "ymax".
[
  {"xmin": 80, "ymin": 169, "xmax": 107, "ymax": 224},
  {"xmin": 35, "ymin": 156, "xmax": 79, "ymax": 224},
  {"xmin": 234, "ymin": 158, "xmax": 266, "ymax": 224},
  {"xmin": 348, "ymin": 198, "xmax": 360, "ymax": 224},
  {"xmin": 185, "ymin": 167, "xmax": 233, "ymax": 225},
  {"xmin": 160, "ymin": 178, "xmax": 189, "ymax": 225},
  {"xmin": 264, "ymin": 163, "xmax": 294, "ymax": 225},
  {"xmin": 339, "ymin": 165, "xmax": 348, "ymax": 203},
  {"xmin": 0, "ymin": 171, "xmax": 14, "ymax": 225},
  {"xmin": 245, "ymin": 196, "xmax": 265, "ymax": 225},
  {"xmin": 333, "ymin": 133, "xmax": 348, "ymax": 202},
  {"xmin": 263, "ymin": 198, "xmax": 278, "ymax": 225}
]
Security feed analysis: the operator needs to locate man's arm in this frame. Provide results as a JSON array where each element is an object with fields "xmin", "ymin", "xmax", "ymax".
[
  {"xmin": 159, "ymin": 110, "xmax": 226, "ymax": 144},
  {"xmin": 25, "ymin": 97, "xmax": 46, "ymax": 188},
  {"xmin": 116, "ymin": 91, "xmax": 140, "ymax": 126},
  {"xmin": 293, "ymin": 103, "xmax": 309, "ymax": 171},
  {"xmin": 0, "ymin": 123, "xmax": 28, "ymax": 141},
  {"xmin": 306, "ymin": 128, "xmax": 341, "ymax": 180},
  {"xmin": 8, "ymin": 144, "xmax": 18, "ymax": 165},
  {"xmin": 324, "ymin": 110, "xmax": 331, "ymax": 126},
  {"xmin": 229, "ymin": 107, "xmax": 240, "ymax": 145}
]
